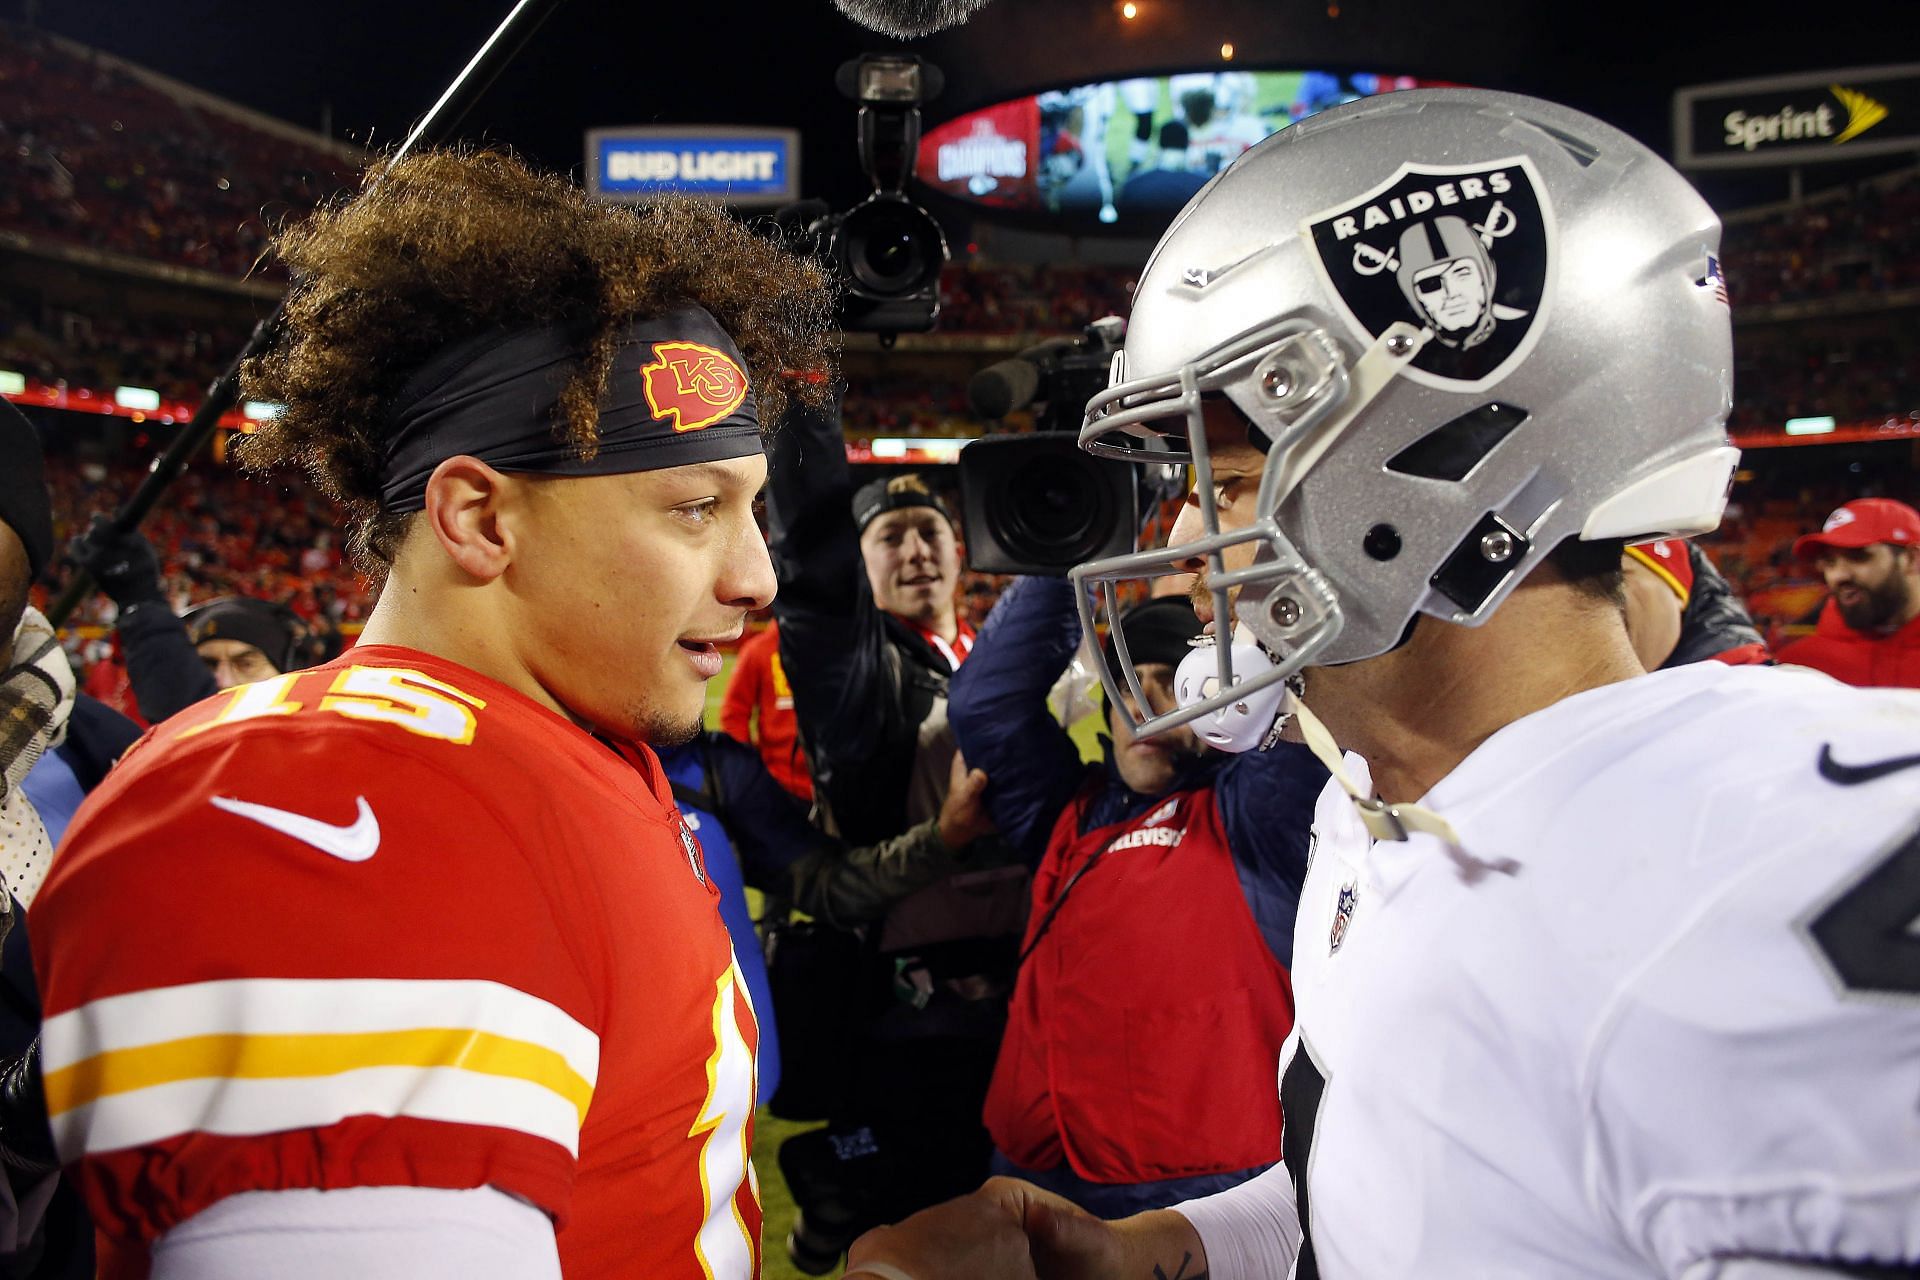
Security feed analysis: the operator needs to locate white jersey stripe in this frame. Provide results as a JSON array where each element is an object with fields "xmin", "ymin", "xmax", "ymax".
[
  {"xmin": 50, "ymin": 1064, "xmax": 584, "ymax": 1161},
  {"xmin": 42, "ymin": 978, "xmax": 600, "ymax": 1085}
]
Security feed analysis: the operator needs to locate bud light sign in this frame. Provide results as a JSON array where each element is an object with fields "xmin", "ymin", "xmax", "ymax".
[{"xmin": 587, "ymin": 127, "xmax": 800, "ymax": 206}]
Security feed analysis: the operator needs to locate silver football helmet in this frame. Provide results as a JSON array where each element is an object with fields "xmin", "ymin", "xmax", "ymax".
[{"xmin": 1072, "ymin": 88, "xmax": 1738, "ymax": 747}]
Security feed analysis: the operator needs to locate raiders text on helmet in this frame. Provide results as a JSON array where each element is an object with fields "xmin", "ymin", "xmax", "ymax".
[{"xmin": 1071, "ymin": 89, "xmax": 1738, "ymax": 746}]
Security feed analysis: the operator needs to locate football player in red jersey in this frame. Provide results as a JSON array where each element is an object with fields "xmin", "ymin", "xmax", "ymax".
[{"xmin": 30, "ymin": 151, "xmax": 832, "ymax": 1280}]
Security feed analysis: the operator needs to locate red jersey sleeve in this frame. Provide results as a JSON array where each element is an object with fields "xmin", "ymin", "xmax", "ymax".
[
  {"xmin": 717, "ymin": 636, "xmax": 763, "ymax": 745},
  {"xmin": 33, "ymin": 680, "xmax": 603, "ymax": 1262}
]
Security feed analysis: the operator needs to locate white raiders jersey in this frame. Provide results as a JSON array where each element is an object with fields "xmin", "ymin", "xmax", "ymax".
[{"xmin": 1271, "ymin": 661, "xmax": 1920, "ymax": 1278}]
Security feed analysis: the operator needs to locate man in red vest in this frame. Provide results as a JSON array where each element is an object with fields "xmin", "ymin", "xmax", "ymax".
[
  {"xmin": 1777, "ymin": 498, "xmax": 1920, "ymax": 689},
  {"xmin": 948, "ymin": 578, "xmax": 1324, "ymax": 1217}
]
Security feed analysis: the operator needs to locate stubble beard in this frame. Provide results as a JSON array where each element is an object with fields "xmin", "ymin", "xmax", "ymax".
[
  {"xmin": 1837, "ymin": 574, "xmax": 1914, "ymax": 633},
  {"xmin": 628, "ymin": 697, "xmax": 706, "ymax": 749}
]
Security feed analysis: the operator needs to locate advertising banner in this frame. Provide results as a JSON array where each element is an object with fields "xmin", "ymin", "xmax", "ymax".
[
  {"xmin": 1674, "ymin": 64, "xmax": 1919, "ymax": 169},
  {"xmin": 586, "ymin": 127, "xmax": 800, "ymax": 205}
]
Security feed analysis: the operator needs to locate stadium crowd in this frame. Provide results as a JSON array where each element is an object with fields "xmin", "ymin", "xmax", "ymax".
[{"xmin": 0, "ymin": 21, "xmax": 356, "ymax": 278}]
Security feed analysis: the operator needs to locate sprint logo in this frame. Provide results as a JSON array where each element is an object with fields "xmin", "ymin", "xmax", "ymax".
[
  {"xmin": 1723, "ymin": 84, "xmax": 1889, "ymax": 151},
  {"xmin": 1829, "ymin": 84, "xmax": 1889, "ymax": 144}
]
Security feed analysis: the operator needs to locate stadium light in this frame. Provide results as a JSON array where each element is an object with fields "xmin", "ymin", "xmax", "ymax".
[
  {"xmin": 869, "ymin": 437, "xmax": 970, "ymax": 462},
  {"xmin": 0, "ymin": 371, "xmax": 23, "ymax": 396},
  {"xmin": 1121, "ymin": 1, "xmax": 1138, "ymax": 18},
  {"xmin": 114, "ymin": 386, "xmax": 161, "ymax": 411},
  {"xmin": 1221, "ymin": 41, "xmax": 1235, "ymax": 60},
  {"xmin": 1784, "ymin": 415, "xmax": 1837, "ymax": 435}
]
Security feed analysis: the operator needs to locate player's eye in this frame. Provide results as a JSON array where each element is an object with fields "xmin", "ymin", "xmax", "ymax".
[{"xmin": 675, "ymin": 498, "xmax": 721, "ymax": 526}]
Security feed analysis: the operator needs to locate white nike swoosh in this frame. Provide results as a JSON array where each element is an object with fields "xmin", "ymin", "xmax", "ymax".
[{"xmin": 209, "ymin": 794, "xmax": 382, "ymax": 862}]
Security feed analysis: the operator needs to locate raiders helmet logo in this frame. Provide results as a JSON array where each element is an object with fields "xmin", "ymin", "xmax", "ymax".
[{"xmin": 1304, "ymin": 157, "xmax": 1552, "ymax": 391}]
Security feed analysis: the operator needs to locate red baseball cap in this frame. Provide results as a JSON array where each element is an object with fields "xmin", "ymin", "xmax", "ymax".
[
  {"xmin": 1793, "ymin": 498, "xmax": 1920, "ymax": 560},
  {"xmin": 1625, "ymin": 539, "xmax": 1694, "ymax": 605}
]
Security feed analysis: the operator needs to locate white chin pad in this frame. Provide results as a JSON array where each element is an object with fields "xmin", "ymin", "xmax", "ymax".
[{"xmin": 1174, "ymin": 637, "xmax": 1290, "ymax": 753}]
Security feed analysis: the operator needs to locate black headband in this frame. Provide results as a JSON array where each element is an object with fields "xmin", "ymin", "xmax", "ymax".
[{"xmin": 379, "ymin": 303, "xmax": 762, "ymax": 513}]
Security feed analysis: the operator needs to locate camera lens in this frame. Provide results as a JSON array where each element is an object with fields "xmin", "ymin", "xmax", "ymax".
[
  {"xmin": 837, "ymin": 196, "xmax": 944, "ymax": 296},
  {"xmin": 990, "ymin": 451, "xmax": 1118, "ymax": 563}
]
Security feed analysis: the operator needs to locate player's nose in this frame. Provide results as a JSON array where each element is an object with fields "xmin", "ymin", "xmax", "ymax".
[
  {"xmin": 722, "ymin": 530, "xmax": 777, "ymax": 611},
  {"xmin": 1167, "ymin": 499, "xmax": 1211, "ymax": 573}
]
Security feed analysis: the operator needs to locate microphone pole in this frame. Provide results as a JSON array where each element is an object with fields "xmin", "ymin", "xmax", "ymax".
[{"xmin": 47, "ymin": 0, "xmax": 569, "ymax": 628}]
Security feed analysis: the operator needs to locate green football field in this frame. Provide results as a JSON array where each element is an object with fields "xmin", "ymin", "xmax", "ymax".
[{"xmin": 755, "ymin": 1109, "xmax": 827, "ymax": 1280}]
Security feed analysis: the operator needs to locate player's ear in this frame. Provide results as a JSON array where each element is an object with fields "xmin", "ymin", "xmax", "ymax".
[{"xmin": 422, "ymin": 455, "xmax": 513, "ymax": 583}]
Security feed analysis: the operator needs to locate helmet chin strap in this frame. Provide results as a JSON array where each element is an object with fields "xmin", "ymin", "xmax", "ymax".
[{"xmin": 1176, "ymin": 622, "xmax": 1463, "ymax": 848}]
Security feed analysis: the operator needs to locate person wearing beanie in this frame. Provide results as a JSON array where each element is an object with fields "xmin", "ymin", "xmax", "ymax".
[
  {"xmin": 67, "ymin": 516, "xmax": 324, "ymax": 724},
  {"xmin": 946, "ymin": 575, "xmax": 1326, "ymax": 1217},
  {"xmin": 1776, "ymin": 497, "xmax": 1920, "ymax": 688},
  {"xmin": 180, "ymin": 596, "xmax": 310, "ymax": 690},
  {"xmin": 1622, "ymin": 539, "xmax": 1771, "ymax": 671}
]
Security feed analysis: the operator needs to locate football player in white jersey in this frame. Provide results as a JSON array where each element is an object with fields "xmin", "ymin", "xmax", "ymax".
[{"xmin": 843, "ymin": 88, "xmax": 1920, "ymax": 1280}]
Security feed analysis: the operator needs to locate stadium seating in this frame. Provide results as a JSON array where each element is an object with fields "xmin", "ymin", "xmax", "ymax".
[{"xmin": 0, "ymin": 23, "xmax": 356, "ymax": 278}]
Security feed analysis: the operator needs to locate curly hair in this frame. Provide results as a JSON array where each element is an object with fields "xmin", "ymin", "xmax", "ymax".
[{"xmin": 238, "ymin": 148, "xmax": 836, "ymax": 572}]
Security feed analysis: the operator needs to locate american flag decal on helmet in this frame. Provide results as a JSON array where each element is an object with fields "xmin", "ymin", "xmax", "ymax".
[{"xmin": 1699, "ymin": 255, "xmax": 1729, "ymax": 307}]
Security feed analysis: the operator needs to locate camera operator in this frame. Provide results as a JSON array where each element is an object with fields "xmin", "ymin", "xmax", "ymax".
[
  {"xmin": 762, "ymin": 393, "xmax": 1027, "ymax": 1268},
  {"xmin": 948, "ymin": 577, "xmax": 1325, "ymax": 1216}
]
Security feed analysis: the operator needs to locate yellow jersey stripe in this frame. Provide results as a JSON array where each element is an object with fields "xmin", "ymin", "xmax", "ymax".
[
  {"xmin": 43, "ymin": 977, "xmax": 600, "ymax": 1086},
  {"xmin": 44, "ymin": 1027, "xmax": 593, "ymax": 1124}
]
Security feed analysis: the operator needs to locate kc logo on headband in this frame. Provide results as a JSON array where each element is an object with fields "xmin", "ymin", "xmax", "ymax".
[{"xmin": 641, "ymin": 341, "xmax": 750, "ymax": 432}]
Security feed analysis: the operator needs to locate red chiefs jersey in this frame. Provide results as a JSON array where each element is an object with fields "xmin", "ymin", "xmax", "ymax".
[
  {"xmin": 718, "ymin": 623, "xmax": 811, "ymax": 801},
  {"xmin": 32, "ymin": 645, "xmax": 760, "ymax": 1279}
]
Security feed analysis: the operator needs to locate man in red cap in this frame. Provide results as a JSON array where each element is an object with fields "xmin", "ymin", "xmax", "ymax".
[
  {"xmin": 1621, "ymin": 539, "xmax": 1771, "ymax": 670},
  {"xmin": 1776, "ymin": 497, "xmax": 1920, "ymax": 688}
]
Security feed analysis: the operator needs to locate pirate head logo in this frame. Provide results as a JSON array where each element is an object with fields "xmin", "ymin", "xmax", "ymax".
[
  {"xmin": 1329, "ymin": 879, "xmax": 1359, "ymax": 954},
  {"xmin": 1305, "ymin": 157, "xmax": 1552, "ymax": 390}
]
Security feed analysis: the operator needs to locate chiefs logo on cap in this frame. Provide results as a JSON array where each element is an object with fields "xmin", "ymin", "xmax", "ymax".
[{"xmin": 641, "ymin": 341, "xmax": 749, "ymax": 432}]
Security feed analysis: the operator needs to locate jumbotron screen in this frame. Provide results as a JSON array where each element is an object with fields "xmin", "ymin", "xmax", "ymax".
[{"xmin": 917, "ymin": 72, "xmax": 1455, "ymax": 222}]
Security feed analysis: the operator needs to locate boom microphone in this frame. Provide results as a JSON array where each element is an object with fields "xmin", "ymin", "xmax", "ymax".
[
  {"xmin": 964, "ymin": 336, "xmax": 1082, "ymax": 420},
  {"xmin": 47, "ymin": 0, "xmax": 570, "ymax": 628},
  {"xmin": 966, "ymin": 355, "xmax": 1042, "ymax": 420}
]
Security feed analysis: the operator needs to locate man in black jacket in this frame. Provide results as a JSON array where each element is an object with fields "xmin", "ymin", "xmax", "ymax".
[{"xmin": 763, "ymin": 396, "xmax": 1024, "ymax": 1262}]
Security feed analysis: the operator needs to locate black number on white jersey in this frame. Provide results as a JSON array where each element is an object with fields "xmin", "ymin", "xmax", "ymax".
[
  {"xmin": 1279, "ymin": 1040, "xmax": 1331, "ymax": 1279},
  {"xmin": 1807, "ymin": 821, "xmax": 1920, "ymax": 999}
]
